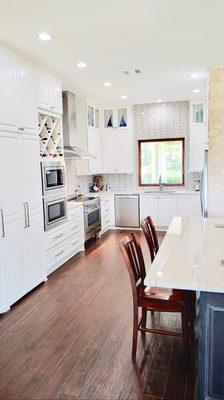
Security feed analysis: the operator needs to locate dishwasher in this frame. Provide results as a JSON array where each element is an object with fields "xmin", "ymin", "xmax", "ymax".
[{"xmin": 114, "ymin": 194, "xmax": 140, "ymax": 228}]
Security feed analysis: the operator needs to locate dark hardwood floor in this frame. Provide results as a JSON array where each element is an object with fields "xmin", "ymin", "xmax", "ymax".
[{"xmin": 0, "ymin": 230, "xmax": 195, "ymax": 400}]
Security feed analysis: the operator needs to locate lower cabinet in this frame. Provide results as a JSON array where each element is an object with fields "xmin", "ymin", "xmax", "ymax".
[
  {"xmin": 141, "ymin": 194, "xmax": 201, "ymax": 229},
  {"xmin": 45, "ymin": 205, "xmax": 85, "ymax": 275},
  {"xmin": 100, "ymin": 195, "xmax": 114, "ymax": 234}
]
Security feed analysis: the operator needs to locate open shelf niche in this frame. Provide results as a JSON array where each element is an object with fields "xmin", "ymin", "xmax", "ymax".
[{"xmin": 38, "ymin": 112, "xmax": 63, "ymax": 159}]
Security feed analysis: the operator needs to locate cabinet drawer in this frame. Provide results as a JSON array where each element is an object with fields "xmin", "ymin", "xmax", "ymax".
[
  {"xmin": 47, "ymin": 241, "xmax": 70, "ymax": 266},
  {"xmin": 46, "ymin": 223, "xmax": 70, "ymax": 248},
  {"xmin": 68, "ymin": 207, "xmax": 83, "ymax": 221}
]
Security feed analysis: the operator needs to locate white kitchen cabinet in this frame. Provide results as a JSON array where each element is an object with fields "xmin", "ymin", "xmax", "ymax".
[
  {"xmin": 102, "ymin": 130, "xmax": 133, "ymax": 174},
  {"xmin": 25, "ymin": 211, "xmax": 45, "ymax": 290},
  {"xmin": 37, "ymin": 67, "xmax": 62, "ymax": 114},
  {"xmin": 140, "ymin": 195, "xmax": 159, "ymax": 225},
  {"xmin": 100, "ymin": 195, "xmax": 114, "ymax": 234},
  {"xmin": 190, "ymin": 124, "xmax": 208, "ymax": 172},
  {"xmin": 0, "ymin": 131, "xmax": 46, "ymax": 311},
  {"xmin": 15, "ymin": 57, "xmax": 37, "ymax": 135},
  {"xmin": 88, "ymin": 128, "xmax": 102, "ymax": 174},
  {"xmin": 0, "ymin": 46, "xmax": 16, "ymax": 132},
  {"xmin": 141, "ymin": 194, "xmax": 177, "ymax": 228},
  {"xmin": 45, "ymin": 205, "xmax": 85, "ymax": 275},
  {"xmin": 158, "ymin": 195, "xmax": 178, "ymax": 226}
]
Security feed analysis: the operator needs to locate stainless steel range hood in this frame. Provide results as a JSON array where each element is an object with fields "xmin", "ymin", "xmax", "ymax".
[{"xmin": 62, "ymin": 91, "xmax": 95, "ymax": 159}]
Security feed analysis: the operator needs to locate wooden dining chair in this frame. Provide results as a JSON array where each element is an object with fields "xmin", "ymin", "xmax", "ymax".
[
  {"xmin": 141, "ymin": 216, "xmax": 159, "ymax": 261},
  {"xmin": 141, "ymin": 216, "xmax": 196, "ymax": 322},
  {"xmin": 120, "ymin": 233, "xmax": 192, "ymax": 362}
]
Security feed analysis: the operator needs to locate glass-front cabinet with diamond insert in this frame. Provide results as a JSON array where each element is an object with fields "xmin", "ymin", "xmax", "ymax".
[{"xmin": 103, "ymin": 107, "xmax": 129, "ymax": 130}]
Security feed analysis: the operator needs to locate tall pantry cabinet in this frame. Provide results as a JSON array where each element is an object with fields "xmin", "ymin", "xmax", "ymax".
[{"xmin": 0, "ymin": 46, "xmax": 48, "ymax": 312}]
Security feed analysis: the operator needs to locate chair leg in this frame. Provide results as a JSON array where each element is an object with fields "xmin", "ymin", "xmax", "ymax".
[
  {"xmin": 181, "ymin": 307, "xmax": 191, "ymax": 368},
  {"xmin": 141, "ymin": 308, "xmax": 147, "ymax": 336},
  {"xmin": 132, "ymin": 305, "xmax": 139, "ymax": 362}
]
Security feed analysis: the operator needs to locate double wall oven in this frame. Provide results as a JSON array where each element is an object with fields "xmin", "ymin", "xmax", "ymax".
[{"xmin": 41, "ymin": 161, "xmax": 67, "ymax": 231}]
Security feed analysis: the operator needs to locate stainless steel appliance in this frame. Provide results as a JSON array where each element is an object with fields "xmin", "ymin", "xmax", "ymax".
[
  {"xmin": 62, "ymin": 91, "xmax": 95, "ymax": 159},
  {"xmin": 115, "ymin": 194, "xmax": 140, "ymax": 228},
  {"xmin": 82, "ymin": 197, "xmax": 101, "ymax": 240},
  {"xmin": 41, "ymin": 161, "xmax": 65, "ymax": 196},
  {"xmin": 43, "ymin": 194, "xmax": 67, "ymax": 231},
  {"xmin": 200, "ymin": 149, "xmax": 208, "ymax": 218}
]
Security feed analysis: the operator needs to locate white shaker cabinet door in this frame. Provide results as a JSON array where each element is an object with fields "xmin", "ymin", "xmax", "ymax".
[
  {"xmin": 102, "ymin": 131, "xmax": 115, "ymax": 173},
  {"xmin": 49, "ymin": 74, "xmax": 62, "ymax": 114},
  {"xmin": 37, "ymin": 68, "xmax": 51, "ymax": 111},
  {"xmin": 19, "ymin": 135, "xmax": 42, "ymax": 212},
  {"xmin": 140, "ymin": 195, "xmax": 159, "ymax": 225},
  {"xmin": 158, "ymin": 196, "xmax": 178, "ymax": 227},
  {"xmin": 25, "ymin": 211, "xmax": 45, "ymax": 291},
  {"xmin": 0, "ymin": 133, "xmax": 23, "ymax": 218},
  {"xmin": 0, "ymin": 47, "xmax": 16, "ymax": 132},
  {"xmin": 15, "ymin": 57, "xmax": 37, "ymax": 135}
]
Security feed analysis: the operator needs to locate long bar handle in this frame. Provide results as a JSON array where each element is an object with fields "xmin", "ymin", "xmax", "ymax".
[
  {"xmin": 23, "ymin": 202, "xmax": 28, "ymax": 228},
  {"xmin": 0, "ymin": 209, "xmax": 5, "ymax": 238},
  {"xmin": 26, "ymin": 202, "xmax": 30, "ymax": 228}
]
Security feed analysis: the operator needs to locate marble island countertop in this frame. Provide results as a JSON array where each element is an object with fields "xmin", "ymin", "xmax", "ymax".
[{"xmin": 145, "ymin": 217, "xmax": 224, "ymax": 293}]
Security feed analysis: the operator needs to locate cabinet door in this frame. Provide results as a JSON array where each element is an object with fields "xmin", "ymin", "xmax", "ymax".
[
  {"xmin": 140, "ymin": 195, "xmax": 158, "ymax": 225},
  {"xmin": 15, "ymin": 57, "xmax": 37, "ymax": 134},
  {"xmin": 102, "ymin": 131, "xmax": 115, "ymax": 173},
  {"xmin": 158, "ymin": 196, "xmax": 178, "ymax": 227},
  {"xmin": 19, "ymin": 135, "xmax": 42, "ymax": 212},
  {"xmin": 49, "ymin": 74, "xmax": 62, "ymax": 114},
  {"xmin": 4, "ymin": 216, "xmax": 27, "ymax": 305},
  {"xmin": 116, "ymin": 131, "xmax": 132, "ymax": 173},
  {"xmin": 178, "ymin": 196, "xmax": 195, "ymax": 217},
  {"xmin": 0, "ymin": 47, "xmax": 16, "ymax": 132},
  {"xmin": 25, "ymin": 211, "xmax": 45, "ymax": 290},
  {"xmin": 0, "ymin": 133, "xmax": 23, "ymax": 217},
  {"xmin": 88, "ymin": 128, "xmax": 102, "ymax": 173},
  {"xmin": 190, "ymin": 125, "xmax": 208, "ymax": 172},
  {"xmin": 37, "ymin": 68, "xmax": 51, "ymax": 111}
]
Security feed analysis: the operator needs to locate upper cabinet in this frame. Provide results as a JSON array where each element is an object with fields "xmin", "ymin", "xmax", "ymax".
[
  {"xmin": 15, "ymin": 56, "xmax": 37, "ymax": 135},
  {"xmin": 0, "ymin": 48, "xmax": 37, "ymax": 135},
  {"xmin": 103, "ymin": 107, "xmax": 129, "ymax": 130},
  {"xmin": 0, "ymin": 47, "xmax": 16, "ymax": 132},
  {"xmin": 37, "ymin": 68, "xmax": 62, "ymax": 114},
  {"xmin": 88, "ymin": 105, "xmax": 100, "ymax": 129},
  {"xmin": 189, "ymin": 101, "xmax": 208, "ymax": 172}
]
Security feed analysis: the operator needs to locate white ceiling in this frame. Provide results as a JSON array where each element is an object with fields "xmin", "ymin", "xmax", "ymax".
[{"xmin": 0, "ymin": 0, "xmax": 224, "ymax": 104}]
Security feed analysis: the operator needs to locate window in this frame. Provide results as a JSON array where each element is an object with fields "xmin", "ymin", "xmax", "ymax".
[{"xmin": 138, "ymin": 138, "xmax": 185, "ymax": 186}]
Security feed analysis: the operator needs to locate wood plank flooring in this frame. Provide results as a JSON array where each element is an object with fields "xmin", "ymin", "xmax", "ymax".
[{"xmin": 0, "ymin": 230, "xmax": 195, "ymax": 400}]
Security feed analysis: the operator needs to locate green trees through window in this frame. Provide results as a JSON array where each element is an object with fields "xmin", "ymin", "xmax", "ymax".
[{"xmin": 138, "ymin": 138, "xmax": 184, "ymax": 186}]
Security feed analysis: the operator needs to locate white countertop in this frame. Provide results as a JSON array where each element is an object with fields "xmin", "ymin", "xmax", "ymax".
[
  {"xmin": 85, "ymin": 190, "xmax": 200, "ymax": 197},
  {"xmin": 144, "ymin": 217, "xmax": 224, "ymax": 293}
]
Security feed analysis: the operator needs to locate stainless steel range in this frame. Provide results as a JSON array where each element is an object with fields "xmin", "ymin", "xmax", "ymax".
[{"xmin": 68, "ymin": 196, "xmax": 101, "ymax": 241}]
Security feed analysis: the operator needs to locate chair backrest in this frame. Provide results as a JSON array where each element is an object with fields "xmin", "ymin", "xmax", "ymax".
[
  {"xmin": 120, "ymin": 233, "xmax": 146, "ymax": 291},
  {"xmin": 141, "ymin": 216, "xmax": 159, "ymax": 262}
]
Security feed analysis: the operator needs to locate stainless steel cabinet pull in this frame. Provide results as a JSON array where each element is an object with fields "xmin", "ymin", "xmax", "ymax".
[
  {"xmin": 26, "ymin": 202, "xmax": 30, "ymax": 227},
  {"xmin": 105, "ymin": 219, "xmax": 110, "ymax": 224},
  {"xmin": 105, "ymin": 208, "xmax": 110, "ymax": 212},
  {"xmin": 72, "ymin": 240, "xmax": 79, "ymax": 246},
  {"xmin": 55, "ymin": 250, "xmax": 64, "ymax": 258},
  {"xmin": 54, "ymin": 233, "xmax": 63, "ymax": 239},
  {"xmin": 23, "ymin": 203, "xmax": 28, "ymax": 228},
  {"xmin": 23, "ymin": 202, "xmax": 30, "ymax": 228},
  {"xmin": 0, "ymin": 209, "xmax": 5, "ymax": 238}
]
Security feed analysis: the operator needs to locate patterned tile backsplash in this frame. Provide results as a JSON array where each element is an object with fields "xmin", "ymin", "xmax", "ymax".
[{"xmin": 103, "ymin": 101, "xmax": 201, "ymax": 192}]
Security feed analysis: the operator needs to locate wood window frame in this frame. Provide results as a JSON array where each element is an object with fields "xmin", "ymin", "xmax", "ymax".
[{"xmin": 138, "ymin": 137, "xmax": 185, "ymax": 187}]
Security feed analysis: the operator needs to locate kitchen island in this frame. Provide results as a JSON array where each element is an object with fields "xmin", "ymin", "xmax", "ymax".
[{"xmin": 144, "ymin": 217, "xmax": 224, "ymax": 400}]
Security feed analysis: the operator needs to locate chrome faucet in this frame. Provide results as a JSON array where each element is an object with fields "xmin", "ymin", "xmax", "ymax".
[{"xmin": 159, "ymin": 175, "xmax": 164, "ymax": 191}]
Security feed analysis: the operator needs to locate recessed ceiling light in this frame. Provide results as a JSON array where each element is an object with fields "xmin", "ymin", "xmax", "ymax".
[
  {"xmin": 104, "ymin": 81, "xmax": 111, "ymax": 87},
  {"xmin": 190, "ymin": 73, "xmax": 199, "ymax": 79},
  {"xmin": 77, "ymin": 61, "xmax": 87, "ymax": 68},
  {"xmin": 121, "ymin": 95, "xmax": 128, "ymax": 99},
  {"xmin": 156, "ymin": 99, "xmax": 163, "ymax": 103},
  {"xmin": 193, "ymin": 89, "xmax": 200, "ymax": 93},
  {"xmin": 38, "ymin": 32, "xmax": 52, "ymax": 41}
]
